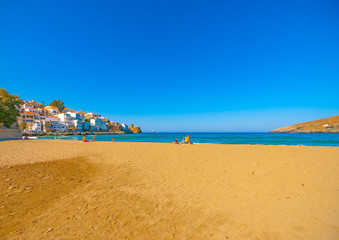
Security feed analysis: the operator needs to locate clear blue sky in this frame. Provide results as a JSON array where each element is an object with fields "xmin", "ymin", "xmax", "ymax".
[{"xmin": 1, "ymin": 0, "xmax": 338, "ymax": 132}]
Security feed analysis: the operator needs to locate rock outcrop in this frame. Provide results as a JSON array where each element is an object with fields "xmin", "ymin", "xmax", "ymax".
[
  {"xmin": 128, "ymin": 124, "xmax": 142, "ymax": 134},
  {"xmin": 269, "ymin": 115, "xmax": 339, "ymax": 133}
]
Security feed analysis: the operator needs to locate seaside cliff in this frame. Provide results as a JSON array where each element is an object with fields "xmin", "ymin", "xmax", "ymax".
[{"xmin": 269, "ymin": 115, "xmax": 339, "ymax": 133}]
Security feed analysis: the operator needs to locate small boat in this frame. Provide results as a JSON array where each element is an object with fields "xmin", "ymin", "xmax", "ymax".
[{"xmin": 22, "ymin": 136, "xmax": 38, "ymax": 140}]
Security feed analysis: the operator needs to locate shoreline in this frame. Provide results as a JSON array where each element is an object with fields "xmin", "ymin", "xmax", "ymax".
[{"xmin": 21, "ymin": 138, "xmax": 339, "ymax": 147}]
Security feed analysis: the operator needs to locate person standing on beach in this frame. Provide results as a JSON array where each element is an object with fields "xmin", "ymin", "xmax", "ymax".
[
  {"xmin": 93, "ymin": 135, "xmax": 95, "ymax": 142},
  {"xmin": 112, "ymin": 137, "xmax": 115, "ymax": 142}
]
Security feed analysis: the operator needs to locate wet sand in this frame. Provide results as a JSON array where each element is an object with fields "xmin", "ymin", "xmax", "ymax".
[{"xmin": 0, "ymin": 140, "xmax": 338, "ymax": 239}]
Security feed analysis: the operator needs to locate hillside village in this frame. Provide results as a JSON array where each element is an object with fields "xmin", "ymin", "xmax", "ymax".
[{"xmin": 18, "ymin": 100, "xmax": 142, "ymax": 134}]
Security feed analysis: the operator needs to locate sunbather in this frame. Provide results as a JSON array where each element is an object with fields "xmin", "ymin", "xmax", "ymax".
[
  {"xmin": 183, "ymin": 135, "xmax": 193, "ymax": 144},
  {"xmin": 82, "ymin": 134, "xmax": 89, "ymax": 142}
]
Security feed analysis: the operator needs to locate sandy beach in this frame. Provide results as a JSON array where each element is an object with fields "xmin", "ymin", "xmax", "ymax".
[{"xmin": 0, "ymin": 140, "xmax": 338, "ymax": 239}]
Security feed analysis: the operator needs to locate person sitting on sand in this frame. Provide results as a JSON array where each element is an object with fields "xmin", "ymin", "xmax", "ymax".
[
  {"xmin": 173, "ymin": 138, "xmax": 180, "ymax": 144},
  {"xmin": 183, "ymin": 135, "xmax": 193, "ymax": 144},
  {"xmin": 82, "ymin": 134, "xmax": 89, "ymax": 142},
  {"xmin": 23, "ymin": 135, "xmax": 30, "ymax": 140}
]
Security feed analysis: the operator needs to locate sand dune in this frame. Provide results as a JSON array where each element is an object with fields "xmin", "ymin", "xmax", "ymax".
[{"xmin": 0, "ymin": 140, "xmax": 338, "ymax": 239}]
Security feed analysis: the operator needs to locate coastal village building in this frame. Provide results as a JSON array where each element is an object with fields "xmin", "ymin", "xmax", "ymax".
[
  {"xmin": 22, "ymin": 100, "xmax": 42, "ymax": 109},
  {"xmin": 22, "ymin": 104, "xmax": 41, "ymax": 114},
  {"xmin": 69, "ymin": 112, "xmax": 85, "ymax": 121},
  {"xmin": 86, "ymin": 112, "xmax": 101, "ymax": 118},
  {"xmin": 44, "ymin": 116, "xmax": 66, "ymax": 132},
  {"xmin": 18, "ymin": 100, "xmax": 137, "ymax": 134},
  {"xmin": 18, "ymin": 112, "xmax": 35, "ymax": 124},
  {"xmin": 44, "ymin": 106, "xmax": 59, "ymax": 115},
  {"xmin": 90, "ymin": 118, "xmax": 107, "ymax": 131},
  {"xmin": 63, "ymin": 108, "xmax": 76, "ymax": 113},
  {"xmin": 57, "ymin": 113, "xmax": 76, "ymax": 130},
  {"xmin": 29, "ymin": 101, "xmax": 42, "ymax": 108},
  {"xmin": 45, "ymin": 116, "xmax": 61, "ymax": 126},
  {"xmin": 120, "ymin": 124, "xmax": 129, "ymax": 131},
  {"xmin": 76, "ymin": 110, "xmax": 86, "ymax": 116},
  {"xmin": 32, "ymin": 121, "xmax": 42, "ymax": 132},
  {"xmin": 74, "ymin": 120, "xmax": 83, "ymax": 132}
]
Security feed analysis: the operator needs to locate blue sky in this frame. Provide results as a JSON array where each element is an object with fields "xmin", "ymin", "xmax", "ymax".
[{"xmin": 1, "ymin": 0, "xmax": 338, "ymax": 132}]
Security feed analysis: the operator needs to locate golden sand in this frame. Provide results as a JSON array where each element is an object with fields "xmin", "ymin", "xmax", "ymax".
[{"xmin": 0, "ymin": 140, "xmax": 338, "ymax": 239}]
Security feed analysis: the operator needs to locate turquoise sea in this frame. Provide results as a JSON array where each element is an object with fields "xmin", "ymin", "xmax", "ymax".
[{"xmin": 38, "ymin": 132, "xmax": 339, "ymax": 147}]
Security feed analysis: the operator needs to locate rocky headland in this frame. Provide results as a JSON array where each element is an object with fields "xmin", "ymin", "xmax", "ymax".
[{"xmin": 269, "ymin": 115, "xmax": 339, "ymax": 133}]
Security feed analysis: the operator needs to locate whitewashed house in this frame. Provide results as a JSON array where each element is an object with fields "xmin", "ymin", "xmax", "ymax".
[
  {"xmin": 76, "ymin": 110, "xmax": 86, "ymax": 116},
  {"xmin": 45, "ymin": 116, "xmax": 60, "ymax": 123},
  {"xmin": 49, "ymin": 123, "xmax": 66, "ymax": 132},
  {"xmin": 32, "ymin": 121, "xmax": 42, "ymax": 132},
  {"xmin": 90, "ymin": 117, "xmax": 107, "ymax": 131},
  {"xmin": 18, "ymin": 111, "xmax": 35, "ymax": 125},
  {"xmin": 120, "ymin": 124, "xmax": 129, "ymax": 131},
  {"xmin": 44, "ymin": 106, "xmax": 59, "ymax": 115},
  {"xmin": 73, "ymin": 120, "xmax": 83, "ymax": 132},
  {"xmin": 43, "ymin": 116, "xmax": 62, "ymax": 132},
  {"xmin": 57, "ymin": 113, "xmax": 76, "ymax": 130},
  {"xmin": 21, "ymin": 102, "xmax": 40, "ymax": 114},
  {"xmin": 29, "ymin": 101, "xmax": 42, "ymax": 108},
  {"xmin": 63, "ymin": 108, "xmax": 76, "ymax": 114},
  {"xmin": 69, "ymin": 112, "xmax": 85, "ymax": 122}
]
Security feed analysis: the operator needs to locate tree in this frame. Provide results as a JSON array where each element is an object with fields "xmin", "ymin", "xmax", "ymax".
[
  {"xmin": 40, "ymin": 121, "xmax": 44, "ymax": 132},
  {"xmin": 50, "ymin": 100, "xmax": 65, "ymax": 112},
  {"xmin": 20, "ymin": 121, "xmax": 27, "ymax": 132},
  {"xmin": 28, "ymin": 121, "xmax": 33, "ymax": 132},
  {"xmin": 45, "ymin": 121, "xmax": 51, "ymax": 132},
  {"xmin": 0, "ymin": 88, "xmax": 22, "ymax": 128}
]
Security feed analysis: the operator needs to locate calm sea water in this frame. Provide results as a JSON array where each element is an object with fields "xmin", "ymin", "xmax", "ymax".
[{"xmin": 37, "ymin": 132, "xmax": 339, "ymax": 146}]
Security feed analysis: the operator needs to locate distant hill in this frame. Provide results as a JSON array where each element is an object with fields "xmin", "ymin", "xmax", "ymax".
[{"xmin": 269, "ymin": 115, "xmax": 339, "ymax": 133}]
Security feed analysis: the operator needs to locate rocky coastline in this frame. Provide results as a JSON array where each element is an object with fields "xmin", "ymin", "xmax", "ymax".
[{"xmin": 269, "ymin": 115, "xmax": 339, "ymax": 133}]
